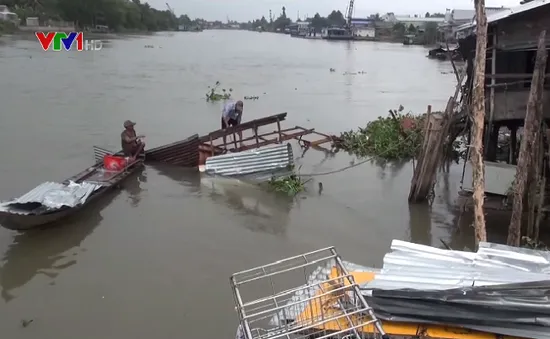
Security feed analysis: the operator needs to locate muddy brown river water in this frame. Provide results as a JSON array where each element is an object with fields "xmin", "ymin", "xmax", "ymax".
[{"xmin": 0, "ymin": 30, "xmax": 495, "ymax": 338}]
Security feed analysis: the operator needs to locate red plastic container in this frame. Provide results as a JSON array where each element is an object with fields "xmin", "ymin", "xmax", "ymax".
[{"xmin": 103, "ymin": 155, "xmax": 128, "ymax": 171}]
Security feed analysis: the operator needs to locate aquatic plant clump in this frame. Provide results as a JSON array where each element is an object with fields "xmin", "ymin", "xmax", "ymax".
[
  {"xmin": 267, "ymin": 174, "xmax": 307, "ymax": 196},
  {"xmin": 205, "ymin": 81, "xmax": 232, "ymax": 102},
  {"xmin": 336, "ymin": 107, "xmax": 425, "ymax": 160}
]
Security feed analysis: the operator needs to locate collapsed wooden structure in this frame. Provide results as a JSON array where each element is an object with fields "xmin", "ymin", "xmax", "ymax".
[{"xmin": 144, "ymin": 112, "xmax": 340, "ymax": 168}]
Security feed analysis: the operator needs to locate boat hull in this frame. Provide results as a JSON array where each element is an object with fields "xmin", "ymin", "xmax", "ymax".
[{"xmin": 0, "ymin": 160, "xmax": 143, "ymax": 231}]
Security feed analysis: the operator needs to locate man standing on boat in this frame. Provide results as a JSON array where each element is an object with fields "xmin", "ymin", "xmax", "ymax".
[
  {"xmin": 121, "ymin": 120, "xmax": 145, "ymax": 159},
  {"xmin": 221, "ymin": 100, "xmax": 244, "ymax": 148}
]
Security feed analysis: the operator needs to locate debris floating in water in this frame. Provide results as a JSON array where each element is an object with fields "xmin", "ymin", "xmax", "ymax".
[
  {"xmin": 21, "ymin": 319, "xmax": 33, "ymax": 328},
  {"xmin": 244, "ymin": 96, "xmax": 259, "ymax": 100},
  {"xmin": 206, "ymin": 81, "xmax": 232, "ymax": 102},
  {"xmin": 343, "ymin": 71, "xmax": 366, "ymax": 75},
  {"xmin": 267, "ymin": 173, "xmax": 308, "ymax": 196}
]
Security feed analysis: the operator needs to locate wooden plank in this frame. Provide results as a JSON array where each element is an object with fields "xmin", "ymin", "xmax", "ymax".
[
  {"xmin": 485, "ymin": 73, "xmax": 550, "ymax": 79},
  {"xmin": 200, "ymin": 112, "xmax": 287, "ymax": 141},
  {"xmin": 228, "ymin": 129, "xmax": 314, "ymax": 152},
  {"xmin": 213, "ymin": 127, "xmax": 299, "ymax": 148}
]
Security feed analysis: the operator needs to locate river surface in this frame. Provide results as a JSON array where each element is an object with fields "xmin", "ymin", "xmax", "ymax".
[{"xmin": 0, "ymin": 30, "xmax": 497, "ymax": 338}]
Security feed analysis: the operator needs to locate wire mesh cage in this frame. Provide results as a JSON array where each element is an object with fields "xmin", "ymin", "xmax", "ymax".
[{"xmin": 230, "ymin": 247, "xmax": 387, "ymax": 339}]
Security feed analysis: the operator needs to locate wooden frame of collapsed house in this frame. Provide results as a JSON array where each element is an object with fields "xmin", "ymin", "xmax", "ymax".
[{"xmin": 198, "ymin": 112, "xmax": 339, "ymax": 155}]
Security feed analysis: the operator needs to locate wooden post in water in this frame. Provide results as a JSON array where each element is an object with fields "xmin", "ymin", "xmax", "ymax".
[
  {"xmin": 470, "ymin": 0, "xmax": 488, "ymax": 245},
  {"xmin": 507, "ymin": 30, "xmax": 548, "ymax": 247}
]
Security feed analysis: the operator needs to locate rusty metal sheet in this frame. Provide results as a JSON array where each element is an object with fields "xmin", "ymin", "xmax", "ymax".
[{"xmin": 145, "ymin": 134, "xmax": 200, "ymax": 167}]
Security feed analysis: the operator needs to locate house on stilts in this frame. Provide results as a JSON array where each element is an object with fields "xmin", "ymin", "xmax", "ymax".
[{"xmin": 456, "ymin": 0, "xmax": 550, "ymax": 209}]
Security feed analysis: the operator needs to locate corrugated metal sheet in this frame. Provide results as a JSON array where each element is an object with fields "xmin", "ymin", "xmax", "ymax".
[
  {"xmin": 456, "ymin": 0, "xmax": 549, "ymax": 31},
  {"xmin": 362, "ymin": 239, "xmax": 550, "ymax": 291},
  {"xmin": 0, "ymin": 181, "xmax": 101, "ymax": 215},
  {"xmin": 452, "ymin": 8, "xmax": 508, "ymax": 21},
  {"xmin": 461, "ymin": 160, "xmax": 516, "ymax": 196},
  {"xmin": 266, "ymin": 240, "xmax": 550, "ymax": 325},
  {"xmin": 145, "ymin": 134, "xmax": 200, "ymax": 167},
  {"xmin": 204, "ymin": 143, "xmax": 293, "ymax": 176}
]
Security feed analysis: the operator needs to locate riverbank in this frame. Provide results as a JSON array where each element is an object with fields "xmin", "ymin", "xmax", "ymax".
[{"xmin": 12, "ymin": 26, "xmax": 158, "ymax": 38}]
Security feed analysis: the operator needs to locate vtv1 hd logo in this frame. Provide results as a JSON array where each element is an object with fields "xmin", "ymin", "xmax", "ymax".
[{"xmin": 35, "ymin": 32, "xmax": 103, "ymax": 51}]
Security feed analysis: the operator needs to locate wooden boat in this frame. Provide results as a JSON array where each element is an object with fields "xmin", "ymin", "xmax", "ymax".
[{"xmin": 0, "ymin": 146, "xmax": 143, "ymax": 231}]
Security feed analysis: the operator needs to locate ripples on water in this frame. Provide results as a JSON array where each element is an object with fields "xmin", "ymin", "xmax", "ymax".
[{"xmin": 0, "ymin": 30, "xmax": 478, "ymax": 338}]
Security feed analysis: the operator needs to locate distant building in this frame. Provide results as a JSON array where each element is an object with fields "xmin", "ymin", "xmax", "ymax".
[
  {"xmin": 0, "ymin": 5, "xmax": 18, "ymax": 23},
  {"xmin": 440, "ymin": 7, "xmax": 509, "ymax": 40},
  {"xmin": 350, "ymin": 18, "xmax": 375, "ymax": 39},
  {"xmin": 26, "ymin": 17, "xmax": 39, "ymax": 27},
  {"xmin": 288, "ymin": 21, "xmax": 310, "ymax": 37},
  {"xmin": 381, "ymin": 13, "xmax": 445, "ymax": 28}
]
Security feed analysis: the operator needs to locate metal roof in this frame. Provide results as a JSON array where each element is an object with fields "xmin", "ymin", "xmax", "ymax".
[
  {"xmin": 0, "ymin": 181, "xmax": 101, "ymax": 215},
  {"xmin": 456, "ymin": 0, "xmax": 550, "ymax": 32},
  {"xmin": 452, "ymin": 7, "xmax": 509, "ymax": 21},
  {"xmin": 362, "ymin": 239, "xmax": 550, "ymax": 291},
  {"xmin": 395, "ymin": 16, "xmax": 445, "ymax": 23},
  {"xmin": 204, "ymin": 143, "xmax": 293, "ymax": 177}
]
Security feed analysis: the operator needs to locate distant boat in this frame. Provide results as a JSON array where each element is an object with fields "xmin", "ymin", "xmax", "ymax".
[
  {"xmin": 178, "ymin": 25, "xmax": 203, "ymax": 32},
  {"xmin": 322, "ymin": 27, "xmax": 353, "ymax": 40}
]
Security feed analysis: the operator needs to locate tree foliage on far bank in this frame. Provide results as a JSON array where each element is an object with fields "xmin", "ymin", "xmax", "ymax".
[
  {"xmin": 309, "ymin": 10, "xmax": 346, "ymax": 31},
  {"xmin": 240, "ymin": 6, "xmax": 291, "ymax": 31},
  {"xmin": 3, "ymin": 0, "xmax": 203, "ymax": 31},
  {"xmin": 240, "ymin": 8, "xmax": 346, "ymax": 32},
  {"xmin": 391, "ymin": 21, "xmax": 440, "ymax": 44}
]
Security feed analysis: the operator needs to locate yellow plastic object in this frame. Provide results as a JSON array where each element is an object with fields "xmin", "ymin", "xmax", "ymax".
[{"xmin": 292, "ymin": 267, "xmax": 526, "ymax": 339}]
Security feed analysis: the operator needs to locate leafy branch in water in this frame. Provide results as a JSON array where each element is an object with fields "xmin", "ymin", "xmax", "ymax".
[
  {"xmin": 334, "ymin": 106, "xmax": 425, "ymax": 160},
  {"xmin": 205, "ymin": 81, "xmax": 232, "ymax": 102},
  {"xmin": 267, "ymin": 174, "xmax": 308, "ymax": 196}
]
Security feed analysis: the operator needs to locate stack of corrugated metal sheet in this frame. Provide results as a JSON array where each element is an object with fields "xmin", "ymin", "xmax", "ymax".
[
  {"xmin": 363, "ymin": 240, "xmax": 550, "ymax": 290},
  {"xmin": 269, "ymin": 240, "xmax": 550, "ymax": 339}
]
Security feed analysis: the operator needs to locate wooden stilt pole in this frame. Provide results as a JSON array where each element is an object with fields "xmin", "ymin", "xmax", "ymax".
[
  {"xmin": 507, "ymin": 30, "xmax": 547, "ymax": 246},
  {"xmin": 471, "ymin": 0, "xmax": 489, "ymax": 245}
]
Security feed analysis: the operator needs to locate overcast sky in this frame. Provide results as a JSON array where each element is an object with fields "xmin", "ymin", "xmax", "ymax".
[{"xmin": 153, "ymin": 0, "xmax": 523, "ymax": 22}]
